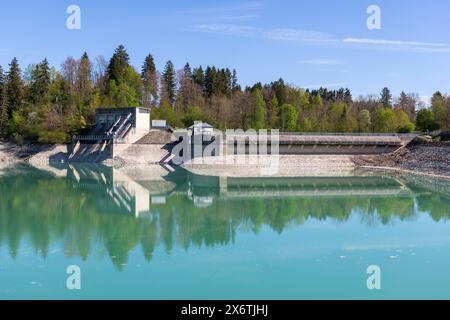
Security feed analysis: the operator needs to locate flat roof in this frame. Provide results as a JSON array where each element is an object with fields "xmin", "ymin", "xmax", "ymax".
[
  {"xmin": 188, "ymin": 122, "xmax": 214, "ymax": 129},
  {"xmin": 96, "ymin": 107, "xmax": 151, "ymax": 114}
]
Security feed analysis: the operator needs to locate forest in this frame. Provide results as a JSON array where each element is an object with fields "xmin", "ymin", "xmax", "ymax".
[{"xmin": 0, "ymin": 45, "xmax": 449, "ymax": 144}]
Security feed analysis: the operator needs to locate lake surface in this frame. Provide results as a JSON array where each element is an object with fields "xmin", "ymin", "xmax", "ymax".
[{"xmin": 1, "ymin": 164, "xmax": 450, "ymax": 300}]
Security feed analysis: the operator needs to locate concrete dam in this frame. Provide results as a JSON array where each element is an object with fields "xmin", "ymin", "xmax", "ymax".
[
  {"xmin": 221, "ymin": 133, "xmax": 413, "ymax": 155},
  {"xmin": 68, "ymin": 108, "xmax": 416, "ymax": 163}
]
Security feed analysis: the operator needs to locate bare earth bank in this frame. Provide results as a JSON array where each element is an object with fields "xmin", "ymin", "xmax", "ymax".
[{"xmin": 353, "ymin": 141, "xmax": 450, "ymax": 179}]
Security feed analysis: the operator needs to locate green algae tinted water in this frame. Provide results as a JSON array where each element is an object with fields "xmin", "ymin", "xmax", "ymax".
[{"xmin": 1, "ymin": 164, "xmax": 450, "ymax": 300}]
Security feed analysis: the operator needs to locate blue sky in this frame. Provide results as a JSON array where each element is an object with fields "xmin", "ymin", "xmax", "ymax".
[{"xmin": 0, "ymin": 0, "xmax": 449, "ymax": 101}]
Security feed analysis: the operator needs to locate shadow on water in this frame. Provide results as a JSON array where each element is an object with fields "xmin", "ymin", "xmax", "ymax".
[{"xmin": 0, "ymin": 163, "xmax": 449, "ymax": 270}]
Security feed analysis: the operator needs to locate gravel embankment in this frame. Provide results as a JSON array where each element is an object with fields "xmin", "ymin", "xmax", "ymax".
[{"xmin": 353, "ymin": 140, "xmax": 450, "ymax": 178}]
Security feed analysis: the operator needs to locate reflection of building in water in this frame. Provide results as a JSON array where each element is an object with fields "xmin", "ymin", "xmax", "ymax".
[
  {"xmin": 66, "ymin": 164, "xmax": 181, "ymax": 217},
  {"xmin": 61, "ymin": 164, "xmax": 415, "ymax": 216}
]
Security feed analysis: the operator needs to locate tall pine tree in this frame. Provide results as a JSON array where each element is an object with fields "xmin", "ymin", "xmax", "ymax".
[
  {"xmin": 141, "ymin": 54, "xmax": 158, "ymax": 107},
  {"xmin": 107, "ymin": 45, "xmax": 130, "ymax": 84},
  {"xmin": 231, "ymin": 69, "xmax": 240, "ymax": 93},
  {"xmin": 0, "ymin": 66, "xmax": 8, "ymax": 135},
  {"xmin": 192, "ymin": 66, "xmax": 205, "ymax": 92},
  {"xmin": 161, "ymin": 60, "xmax": 176, "ymax": 106},
  {"xmin": 6, "ymin": 58, "xmax": 23, "ymax": 117},
  {"xmin": 28, "ymin": 58, "xmax": 51, "ymax": 105},
  {"xmin": 76, "ymin": 52, "xmax": 93, "ymax": 98},
  {"xmin": 380, "ymin": 87, "xmax": 392, "ymax": 109},
  {"xmin": 105, "ymin": 45, "xmax": 142, "ymax": 107}
]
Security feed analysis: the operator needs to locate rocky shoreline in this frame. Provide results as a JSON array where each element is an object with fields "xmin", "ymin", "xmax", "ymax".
[
  {"xmin": 0, "ymin": 142, "xmax": 67, "ymax": 168},
  {"xmin": 353, "ymin": 139, "xmax": 450, "ymax": 179}
]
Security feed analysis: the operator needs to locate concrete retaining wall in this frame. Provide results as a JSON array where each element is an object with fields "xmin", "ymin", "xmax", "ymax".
[{"xmin": 112, "ymin": 144, "xmax": 173, "ymax": 164}]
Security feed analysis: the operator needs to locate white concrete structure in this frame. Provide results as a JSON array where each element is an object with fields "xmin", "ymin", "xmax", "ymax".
[
  {"xmin": 95, "ymin": 107, "xmax": 150, "ymax": 133},
  {"xmin": 70, "ymin": 107, "xmax": 152, "ymax": 162},
  {"xmin": 188, "ymin": 122, "xmax": 214, "ymax": 135},
  {"xmin": 152, "ymin": 120, "xmax": 168, "ymax": 129}
]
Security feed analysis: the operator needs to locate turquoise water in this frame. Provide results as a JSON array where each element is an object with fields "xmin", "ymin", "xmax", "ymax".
[{"xmin": 0, "ymin": 164, "xmax": 450, "ymax": 300}]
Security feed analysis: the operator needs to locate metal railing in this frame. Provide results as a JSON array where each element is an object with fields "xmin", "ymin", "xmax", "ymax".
[
  {"xmin": 73, "ymin": 134, "xmax": 114, "ymax": 141},
  {"xmin": 278, "ymin": 132, "xmax": 419, "ymax": 137}
]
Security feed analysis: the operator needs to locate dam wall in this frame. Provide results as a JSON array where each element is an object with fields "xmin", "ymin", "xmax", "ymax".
[{"xmin": 69, "ymin": 132, "xmax": 416, "ymax": 164}]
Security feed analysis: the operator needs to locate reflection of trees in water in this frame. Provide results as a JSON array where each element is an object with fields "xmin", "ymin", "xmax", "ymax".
[
  {"xmin": 417, "ymin": 195, "xmax": 450, "ymax": 222},
  {"xmin": 400, "ymin": 173, "xmax": 450, "ymax": 222},
  {"xmin": 357, "ymin": 197, "xmax": 418, "ymax": 227},
  {"xmin": 0, "ymin": 168, "xmax": 449, "ymax": 270}
]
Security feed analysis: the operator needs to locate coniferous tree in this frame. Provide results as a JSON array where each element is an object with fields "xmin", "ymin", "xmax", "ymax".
[
  {"xmin": 380, "ymin": 87, "xmax": 392, "ymax": 109},
  {"xmin": 225, "ymin": 68, "xmax": 232, "ymax": 96},
  {"xmin": 344, "ymin": 88, "xmax": 353, "ymax": 105},
  {"xmin": 105, "ymin": 45, "xmax": 142, "ymax": 107},
  {"xmin": 107, "ymin": 45, "xmax": 130, "ymax": 83},
  {"xmin": 76, "ymin": 52, "xmax": 93, "ymax": 97},
  {"xmin": 0, "ymin": 66, "xmax": 8, "ymax": 135},
  {"xmin": 192, "ymin": 66, "xmax": 205, "ymax": 92},
  {"xmin": 6, "ymin": 58, "xmax": 23, "ymax": 117},
  {"xmin": 141, "ymin": 54, "xmax": 158, "ymax": 107},
  {"xmin": 231, "ymin": 69, "xmax": 240, "ymax": 93},
  {"xmin": 271, "ymin": 78, "xmax": 286, "ymax": 106},
  {"xmin": 74, "ymin": 52, "xmax": 95, "ymax": 121},
  {"xmin": 28, "ymin": 59, "xmax": 51, "ymax": 105},
  {"xmin": 183, "ymin": 63, "xmax": 192, "ymax": 79},
  {"xmin": 161, "ymin": 60, "xmax": 176, "ymax": 106},
  {"xmin": 204, "ymin": 66, "xmax": 214, "ymax": 97}
]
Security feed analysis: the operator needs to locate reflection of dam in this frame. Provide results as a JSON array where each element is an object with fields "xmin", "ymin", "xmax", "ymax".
[
  {"xmin": 61, "ymin": 164, "xmax": 414, "ymax": 215},
  {"xmin": 188, "ymin": 174, "xmax": 412, "ymax": 199},
  {"xmin": 221, "ymin": 176, "xmax": 411, "ymax": 198}
]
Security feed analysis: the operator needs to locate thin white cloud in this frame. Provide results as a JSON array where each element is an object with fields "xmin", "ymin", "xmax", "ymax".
[
  {"xmin": 264, "ymin": 29, "xmax": 338, "ymax": 43},
  {"xmin": 343, "ymin": 37, "xmax": 447, "ymax": 47},
  {"xmin": 342, "ymin": 37, "xmax": 450, "ymax": 53},
  {"xmin": 192, "ymin": 24, "xmax": 259, "ymax": 37},
  {"xmin": 190, "ymin": 22, "xmax": 450, "ymax": 54},
  {"xmin": 191, "ymin": 24, "xmax": 337, "ymax": 43},
  {"xmin": 301, "ymin": 59, "xmax": 345, "ymax": 66}
]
